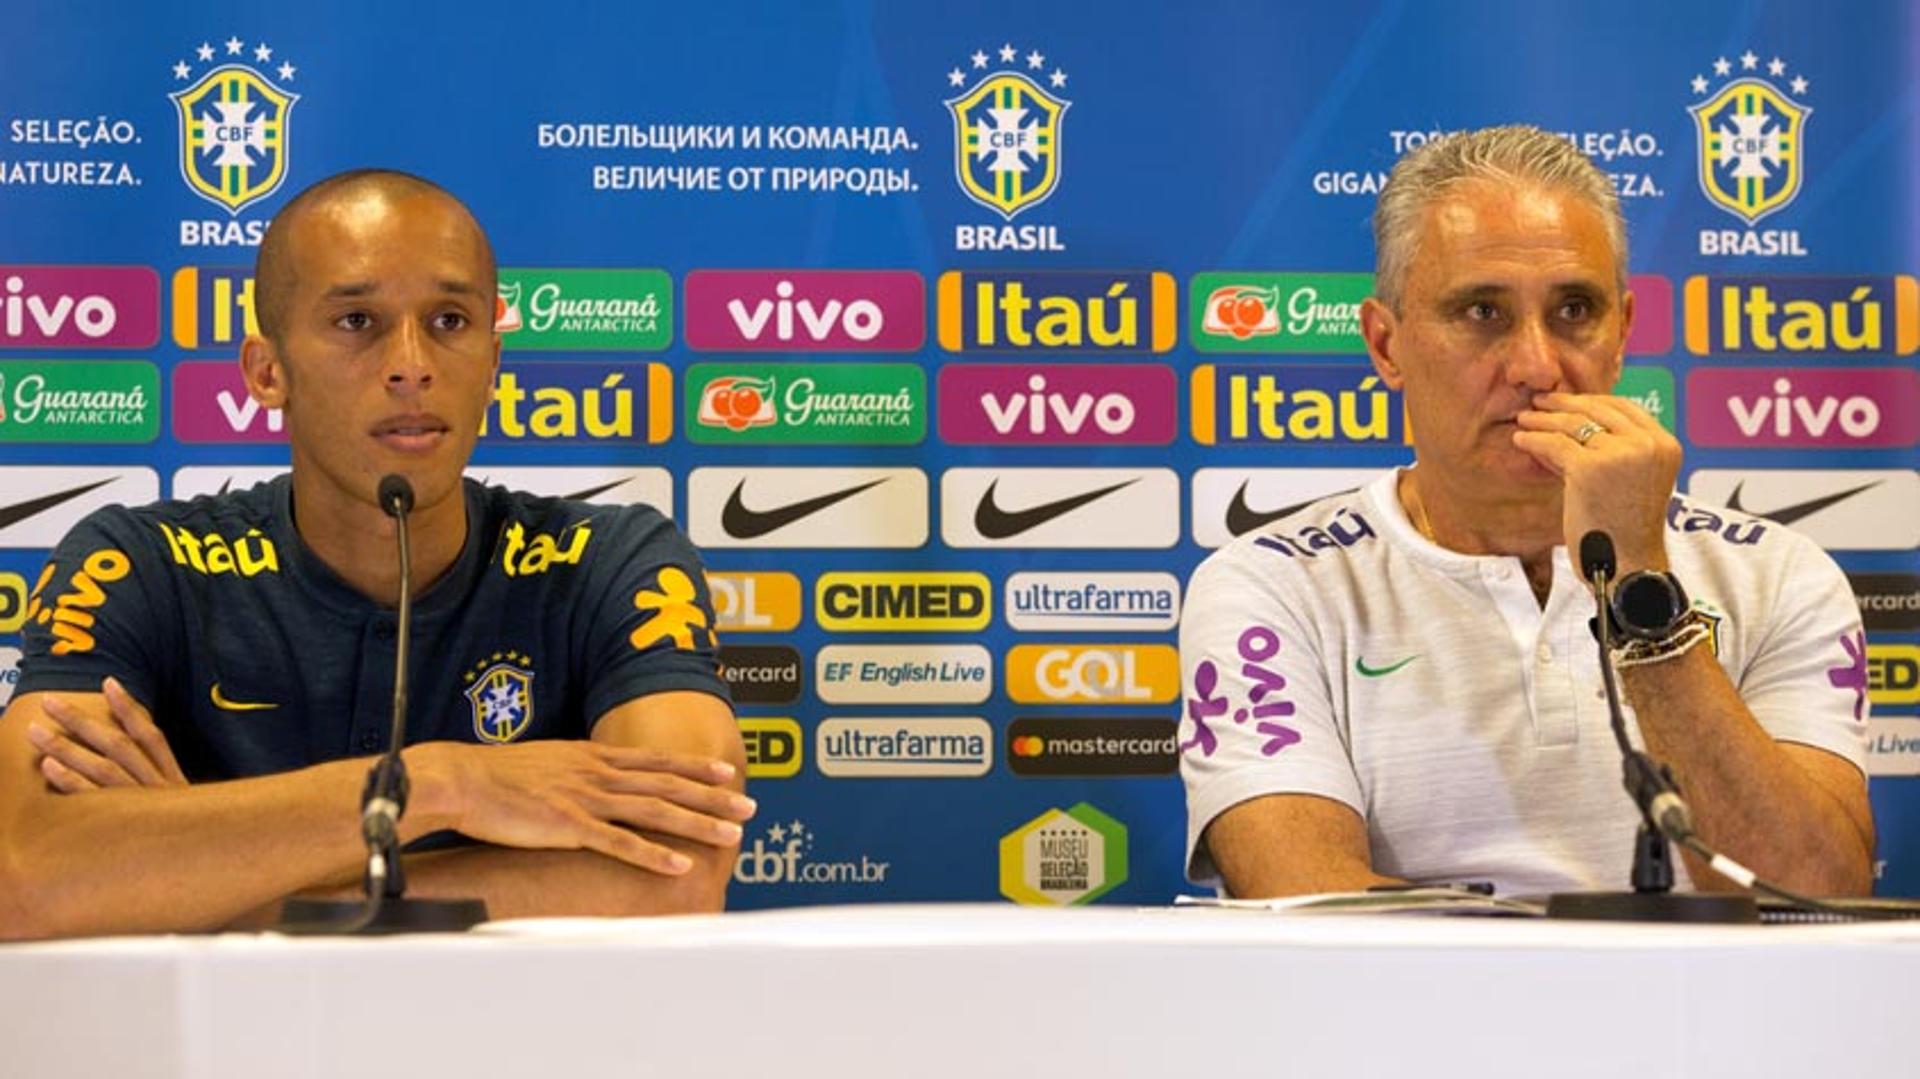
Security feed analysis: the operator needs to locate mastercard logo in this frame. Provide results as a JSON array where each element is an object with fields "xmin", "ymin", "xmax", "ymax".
[{"xmin": 1011, "ymin": 735, "xmax": 1046, "ymax": 757}]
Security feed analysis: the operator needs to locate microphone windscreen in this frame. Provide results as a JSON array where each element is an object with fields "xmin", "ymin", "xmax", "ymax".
[
  {"xmin": 1579, "ymin": 530, "xmax": 1616, "ymax": 581},
  {"xmin": 377, "ymin": 474, "xmax": 415, "ymax": 517}
]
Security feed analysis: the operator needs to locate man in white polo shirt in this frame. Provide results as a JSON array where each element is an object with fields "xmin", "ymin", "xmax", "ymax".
[{"xmin": 1178, "ymin": 125, "xmax": 1874, "ymax": 899}]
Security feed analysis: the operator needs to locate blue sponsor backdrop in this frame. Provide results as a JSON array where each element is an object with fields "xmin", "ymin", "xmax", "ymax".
[{"xmin": 1, "ymin": 0, "xmax": 1916, "ymax": 904}]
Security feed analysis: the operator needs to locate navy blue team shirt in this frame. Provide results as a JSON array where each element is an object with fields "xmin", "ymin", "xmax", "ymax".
[{"xmin": 16, "ymin": 475, "xmax": 729, "ymax": 781}]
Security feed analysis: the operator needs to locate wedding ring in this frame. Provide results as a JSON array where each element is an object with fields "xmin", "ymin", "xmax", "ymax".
[{"xmin": 1572, "ymin": 421, "xmax": 1605, "ymax": 446}]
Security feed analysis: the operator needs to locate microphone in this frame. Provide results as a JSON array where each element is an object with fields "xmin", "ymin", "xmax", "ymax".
[
  {"xmin": 1578, "ymin": 530, "xmax": 1615, "ymax": 583},
  {"xmin": 378, "ymin": 473, "xmax": 414, "ymax": 517},
  {"xmin": 1548, "ymin": 529, "xmax": 1752, "ymax": 922},
  {"xmin": 361, "ymin": 474, "xmax": 415, "ymax": 880},
  {"xmin": 278, "ymin": 474, "xmax": 487, "ymax": 934}
]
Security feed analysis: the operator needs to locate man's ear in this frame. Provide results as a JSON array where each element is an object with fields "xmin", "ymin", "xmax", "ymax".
[
  {"xmin": 239, "ymin": 334, "xmax": 288, "ymax": 409},
  {"xmin": 1361, "ymin": 296, "xmax": 1406, "ymax": 390}
]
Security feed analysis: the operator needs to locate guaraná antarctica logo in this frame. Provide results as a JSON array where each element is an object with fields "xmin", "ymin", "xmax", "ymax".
[
  {"xmin": 168, "ymin": 36, "xmax": 300, "ymax": 216},
  {"xmin": 998, "ymin": 802, "xmax": 1127, "ymax": 906},
  {"xmin": 1688, "ymin": 50, "xmax": 1811, "ymax": 255}
]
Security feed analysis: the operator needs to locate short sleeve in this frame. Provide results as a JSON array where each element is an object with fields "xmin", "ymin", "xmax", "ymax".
[
  {"xmin": 1734, "ymin": 534, "xmax": 1871, "ymax": 776},
  {"xmin": 576, "ymin": 507, "xmax": 731, "ymax": 725},
  {"xmin": 1177, "ymin": 546, "xmax": 1363, "ymax": 887},
  {"xmin": 15, "ymin": 507, "xmax": 173, "ymax": 708}
]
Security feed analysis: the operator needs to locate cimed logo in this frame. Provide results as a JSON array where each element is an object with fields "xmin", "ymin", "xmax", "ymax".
[
  {"xmin": 168, "ymin": 37, "xmax": 300, "ymax": 215},
  {"xmin": 1688, "ymin": 52, "xmax": 1811, "ymax": 225},
  {"xmin": 944, "ymin": 43, "xmax": 1070, "ymax": 219}
]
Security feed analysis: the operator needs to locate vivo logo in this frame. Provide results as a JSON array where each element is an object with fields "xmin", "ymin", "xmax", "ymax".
[
  {"xmin": 0, "ymin": 266, "xmax": 159, "ymax": 349},
  {"xmin": 684, "ymin": 270, "xmax": 923, "ymax": 351},
  {"xmin": 172, "ymin": 362, "xmax": 285, "ymax": 443},
  {"xmin": 731, "ymin": 283, "xmax": 882, "ymax": 342},
  {"xmin": 1687, "ymin": 369, "xmax": 1920, "ymax": 448},
  {"xmin": 937, "ymin": 364, "xmax": 1175, "ymax": 445}
]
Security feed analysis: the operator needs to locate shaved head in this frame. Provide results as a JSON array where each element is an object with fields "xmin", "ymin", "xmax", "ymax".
[{"xmin": 252, "ymin": 169, "xmax": 495, "ymax": 344}]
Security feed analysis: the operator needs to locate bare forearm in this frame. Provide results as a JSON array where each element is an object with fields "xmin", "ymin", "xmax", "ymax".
[
  {"xmin": 1208, "ymin": 795, "xmax": 1401, "ymax": 898},
  {"xmin": 1623, "ymin": 649, "xmax": 1872, "ymax": 894},
  {"xmin": 366, "ymin": 838, "xmax": 734, "ymax": 919},
  {"xmin": 0, "ymin": 754, "xmax": 454, "ymax": 939}
]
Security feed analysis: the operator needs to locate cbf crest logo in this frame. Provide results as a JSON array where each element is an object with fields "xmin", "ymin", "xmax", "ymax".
[
  {"xmin": 944, "ymin": 43, "xmax": 1071, "ymax": 219},
  {"xmin": 168, "ymin": 37, "xmax": 301, "ymax": 215},
  {"xmin": 1688, "ymin": 52, "xmax": 1811, "ymax": 225},
  {"xmin": 464, "ymin": 651, "xmax": 535, "ymax": 744}
]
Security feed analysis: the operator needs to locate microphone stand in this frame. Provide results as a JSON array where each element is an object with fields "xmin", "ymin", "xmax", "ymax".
[
  {"xmin": 278, "ymin": 475, "xmax": 489, "ymax": 935},
  {"xmin": 1547, "ymin": 531, "xmax": 1755, "ymax": 923}
]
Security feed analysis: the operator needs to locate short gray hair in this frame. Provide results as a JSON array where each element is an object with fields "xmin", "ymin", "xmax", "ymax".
[{"xmin": 1371, "ymin": 124, "xmax": 1627, "ymax": 310}]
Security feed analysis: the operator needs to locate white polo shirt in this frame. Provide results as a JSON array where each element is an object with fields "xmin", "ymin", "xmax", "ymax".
[{"xmin": 1178, "ymin": 470, "xmax": 1869, "ymax": 896}]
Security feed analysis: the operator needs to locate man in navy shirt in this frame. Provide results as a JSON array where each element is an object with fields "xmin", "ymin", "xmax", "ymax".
[{"xmin": 0, "ymin": 170, "xmax": 753, "ymax": 937}]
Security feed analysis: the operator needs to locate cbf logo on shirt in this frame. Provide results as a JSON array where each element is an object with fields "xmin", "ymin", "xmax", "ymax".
[
  {"xmin": 168, "ymin": 37, "xmax": 300, "ymax": 215},
  {"xmin": 464, "ymin": 652, "xmax": 534, "ymax": 744}
]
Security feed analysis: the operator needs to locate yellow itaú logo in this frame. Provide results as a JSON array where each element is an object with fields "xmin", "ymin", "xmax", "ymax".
[{"xmin": 170, "ymin": 60, "xmax": 298, "ymax": 215}]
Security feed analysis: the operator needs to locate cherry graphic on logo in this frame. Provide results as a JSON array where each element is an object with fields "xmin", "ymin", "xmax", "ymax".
[
  {"xmin": 703, "ymin": 378, "xmax": 773, "ymax": 431},
  {"xmin": 1231, "ymin": 296, "xmax": 1267, "ymax": 338},
  {"xmin": 721, "ymin": 385, "xmax": 764, "ymax": 431},
  {"xmin": 1211, "ymin": 292, "xmax": 1273, "ymax": 340}
]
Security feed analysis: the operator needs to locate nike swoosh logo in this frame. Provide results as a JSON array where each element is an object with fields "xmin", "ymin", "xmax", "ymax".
[
  {"xmin": 1225, "ymin": 482, "xmax": 1356, "ymax": 537},
  {"xmin": 210, "ymin": 683, "xmax": 276, "ymax": 711},
  {"xmin": 1355, "ymin": 655, "xmax": 1419, "ymax": 677},
  {"xmin": 974, "ymin": 478, "xmax": 1138, "ymax": 540},
  {"xmin": 0, "ymin": 477, "xmax": 117, "ymax": 531},
  {"xmin": 563, "ymin": 478, "xmax": 629, "ymax": 502},
  {"xmin": 1725, "ymin": 479, "xmax": 1884, "ymax": 526},
  {"xmin": 721, "ymin": 478, "xmax": 889, "ymax": 539}
]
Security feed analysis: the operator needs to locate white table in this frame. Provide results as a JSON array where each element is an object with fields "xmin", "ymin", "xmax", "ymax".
[{"xmin": 2, "ymin": 905, "xmax": 1914, "ymax": 1078}]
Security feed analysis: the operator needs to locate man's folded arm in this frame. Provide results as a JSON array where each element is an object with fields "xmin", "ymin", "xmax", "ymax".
[
  {"xmin": 0, "ymin": 690, "xmax": 406, "ymax": 938},
  {"xmin": 1203, "ymin": 793, "xmax": 1401, "ymax": 898},
  {"xmin": 347, "ymin": 689, "xmax": 748, "ymax": 919},
  {"xmin": 0, "ymin": 687, "xmax": 750, "ymax": 939}
]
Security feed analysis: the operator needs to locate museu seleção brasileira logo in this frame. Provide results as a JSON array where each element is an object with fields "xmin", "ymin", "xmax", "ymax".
[{"xmin": 168, "ymin": 36, "xmax": 300, "ymax": 215}]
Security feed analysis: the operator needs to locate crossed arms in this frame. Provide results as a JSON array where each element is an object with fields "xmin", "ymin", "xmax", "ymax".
[{"xmin": 0, "ymin": 682, "xmax": 751, "ymax": 939}]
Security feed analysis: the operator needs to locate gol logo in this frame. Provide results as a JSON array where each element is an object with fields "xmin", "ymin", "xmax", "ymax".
[
  {"xmin": 706, "ymin": 571, "xmax": 802, "ymax": 632},
  {"xmin": 1005, "ymin": 644, "xmax": 1179, "ymax": 704},
  {"xmin": 738, "ymin": 717, "xmax": 803, "ymax": 779},
  {"xmin": 0, "ymin": 572, "xmax": 26, "ymax": 633},
  {"xmin": 23, "ymin": 551, "xmax": 130, "ymax": 655}
]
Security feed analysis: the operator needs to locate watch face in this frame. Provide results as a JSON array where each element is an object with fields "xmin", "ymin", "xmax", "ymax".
[{"xmin": 1615, "ymin": 573, "xmax": 1685, "ymax": 639}]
